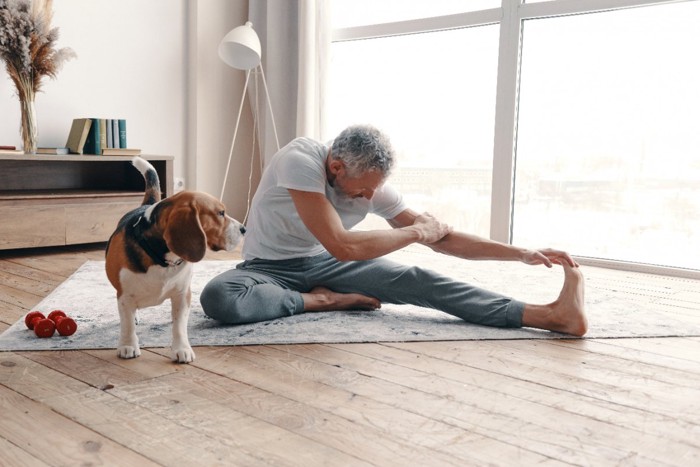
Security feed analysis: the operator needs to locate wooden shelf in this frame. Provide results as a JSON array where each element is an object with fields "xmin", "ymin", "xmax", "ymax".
[
  {"xmin": 0, "ymin": 189, "xmax": 146, "ymax": 200},
  {"xmin": 0, "ymin": 153, "xmax": 172, "ymax": 162},
  {"xmin": 0, "ymin": 154, "xmax": 173, "ymax": 250}
]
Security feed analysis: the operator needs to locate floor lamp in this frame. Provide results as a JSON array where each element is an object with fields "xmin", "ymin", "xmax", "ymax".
[{"xmin": 218, "ymin": 21, "xmax": 280, "ymax": 209}]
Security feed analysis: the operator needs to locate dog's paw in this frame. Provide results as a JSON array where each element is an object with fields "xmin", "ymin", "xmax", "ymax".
[
  {"xmin": 171, "ymin": 346, "xmax": 195, "ymax": 364},
  {"xmin": 118, "ymin": 345, "xmax": 141, "ymax": 359}
]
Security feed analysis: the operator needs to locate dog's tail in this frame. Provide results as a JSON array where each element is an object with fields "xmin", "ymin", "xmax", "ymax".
[{"xmin": 131, "ymin": 156, "xmax": 161, "ymax": 206}]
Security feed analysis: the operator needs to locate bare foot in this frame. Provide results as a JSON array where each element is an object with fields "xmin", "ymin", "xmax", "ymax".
[
  {"xmin": 552, "ymin": 261, "xmax": 588, "ymax": 335},
  {"xmin": 523, "ymin": 262, "xmax": 588, "ymax": 336},
  {"xmin": 302, "ymin": 286, "xmax": 381, "ymax": 312}
]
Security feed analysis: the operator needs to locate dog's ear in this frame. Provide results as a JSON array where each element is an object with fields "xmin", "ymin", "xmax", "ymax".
[{"xmin": 163, "ymin": 204, "xmax": 207, "ymax": 262}]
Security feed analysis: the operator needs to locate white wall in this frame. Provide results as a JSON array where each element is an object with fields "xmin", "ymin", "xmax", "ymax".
[{"xmin": 0, "ymin": 0, "xmax": 256, "ymax": 220}]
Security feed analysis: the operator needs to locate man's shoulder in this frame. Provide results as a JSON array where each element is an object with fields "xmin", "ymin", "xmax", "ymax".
[
  {"xmin": 271, "ymin": 137, "xmax": 328, "ymax": 192},
  {"xmin": 275, "ymin": 137, "xmax": 327, "ymax": 168},
  {"xmin": 284, "ymin": 137, "xmax": 327, "ymax": 156}
]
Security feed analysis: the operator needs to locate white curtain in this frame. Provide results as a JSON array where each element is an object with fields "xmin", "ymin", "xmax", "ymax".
[
  {"xmin": 296, "ymin": 0, "xmax": 329, "ymax": 139},
  {"xmin": 249, "ymin": 0, "xmax": 329, "ymax": 165}
]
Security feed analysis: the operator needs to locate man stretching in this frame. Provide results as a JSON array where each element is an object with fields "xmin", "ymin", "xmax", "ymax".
[{"xmin": 201, "ymin": 125, "xmax": 587, "ymax": 336}]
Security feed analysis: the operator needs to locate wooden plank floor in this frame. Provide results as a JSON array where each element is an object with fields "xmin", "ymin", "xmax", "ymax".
[{"xmin": 1, "ymin": 244, "xmax": 699, "ymax": 466}]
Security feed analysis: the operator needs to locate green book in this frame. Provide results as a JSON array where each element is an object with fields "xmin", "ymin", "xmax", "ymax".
[
  {"xmin": 118, "ymin": 119, "xmax": 127, "ymax": 148},
  {"xmin": 83, "ymin": 118, "xmax": 101, "ymax": 155}
]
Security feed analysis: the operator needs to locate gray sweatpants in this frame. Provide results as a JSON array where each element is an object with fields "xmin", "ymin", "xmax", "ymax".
[{"xmin": 200, "ymin": 252, "xmax": 525, "ymax": 328}]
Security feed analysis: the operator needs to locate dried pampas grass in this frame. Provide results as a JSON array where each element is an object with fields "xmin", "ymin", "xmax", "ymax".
[
  {"xmin": 1, "ymin": 0, "xmax": 75, "ymax": 152},
  {"xmin": 0, "ymin": 0, "xmax": 76, "ymax": 98}
]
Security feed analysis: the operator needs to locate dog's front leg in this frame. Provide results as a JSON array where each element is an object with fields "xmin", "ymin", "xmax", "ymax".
[
  {"xmin": 171, "ymin": 288, "xmax": 195, "ymax": 363},
  {"xmin": 117, "ymin": 297, "xmax": 140, "ymax": 359}
]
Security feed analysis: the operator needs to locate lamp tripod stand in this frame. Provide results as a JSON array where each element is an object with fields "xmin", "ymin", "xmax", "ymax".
[{"xmin": 218, "ymin": 22, "xmax": 280, "ymax": 220}]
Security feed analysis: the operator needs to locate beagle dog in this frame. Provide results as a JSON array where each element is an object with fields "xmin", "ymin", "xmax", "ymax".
[{"xmin": 105, "ymin": 157, "xmax": 245, "ymax": 363}]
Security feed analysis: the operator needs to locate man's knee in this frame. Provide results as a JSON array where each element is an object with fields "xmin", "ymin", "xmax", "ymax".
[
  {"xmin": 199, "ymin": 279, "xmax": 243, "ymax": 324},
  {"xmin": 200, "ymin": 277, "xmax": 263, "ymax": 324},
  {"xmin": 200, "ymin": 280, "xmax": 226, "ymax": 320}
]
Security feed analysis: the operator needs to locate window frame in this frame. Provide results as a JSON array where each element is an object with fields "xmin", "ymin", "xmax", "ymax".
[{"xmin": 329, "ymin": 0, "xmax": 699, "ymax": 279}]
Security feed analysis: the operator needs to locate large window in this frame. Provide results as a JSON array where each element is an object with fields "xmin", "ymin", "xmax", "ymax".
[
  {"xmin": 514, "ymin": 0, "xmax": 700, "ymax": 271},
  {"xmin": 326, "ymin": 26, "xmax": 499, "ymax": 236},
  {"xmin": 327, "ymin": 0, "xmax": 700, "ymax": 275}
]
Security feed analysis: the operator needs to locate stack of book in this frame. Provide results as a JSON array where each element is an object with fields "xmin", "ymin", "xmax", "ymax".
[
  {"xmin": 37, "ymin": 147, "xmax": 69, "ymax": 154},
  {"xmin": 1, "ymin": 145, "xmax": 69, "ymax": 155},
  {"xmin": 0, "ymin": 145, "xmax": 24, "ymax": 155},
  {"xmin": 66, "ymin": 118, "xmax": 141, "ymax": 156}
]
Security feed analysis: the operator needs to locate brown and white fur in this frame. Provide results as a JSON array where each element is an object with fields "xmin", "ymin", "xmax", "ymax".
[{"xmin": 105, "ymin": 157, "xmax": 245, "ymax": 363}]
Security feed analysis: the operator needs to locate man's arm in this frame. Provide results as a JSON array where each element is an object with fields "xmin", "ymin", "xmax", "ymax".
[
  {"xmin": 288, "ymin": 189, "xmax": 451, "ymax": 261},
  {"xmin": 388, "ymin": 209, "xmax": 578, "ymax": 268}
]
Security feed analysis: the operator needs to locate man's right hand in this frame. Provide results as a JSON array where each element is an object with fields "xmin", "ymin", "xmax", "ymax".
[{"xmin": 412, "ymin": 212, "xmax": 453, "ymax": 244}]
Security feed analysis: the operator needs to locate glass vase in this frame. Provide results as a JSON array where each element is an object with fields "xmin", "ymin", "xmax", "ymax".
[{"xmin": 20, "ymin": 95, "xmax": 38, "ymax": 154}]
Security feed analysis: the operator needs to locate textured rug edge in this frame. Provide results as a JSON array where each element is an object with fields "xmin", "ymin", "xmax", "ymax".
[{"xmin": 2, "ymin": 257, "xmax": 700, "ymax": 352}]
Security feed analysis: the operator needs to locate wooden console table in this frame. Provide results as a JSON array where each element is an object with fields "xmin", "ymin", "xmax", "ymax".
[{"xmin": 0, "ymin": 154, "xmax": 173, "ymax": 250}]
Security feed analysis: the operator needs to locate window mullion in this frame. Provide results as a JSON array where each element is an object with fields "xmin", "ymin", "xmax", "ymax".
[
  {"xmin": 519, "ymin": 0, "xmax": 685, "ymax": 20},
  {"xmin": 332, "ymin": 9, "xmax": 501, "ymax": 42},
  {"xmin": 490, "ymin": 0, "xmax": 523, "ymax": 243}
]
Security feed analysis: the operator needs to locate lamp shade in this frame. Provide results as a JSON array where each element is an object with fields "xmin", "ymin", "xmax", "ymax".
[{"xmin": 218, "ymin": 21, "xmax": 262, "ymax": 70}]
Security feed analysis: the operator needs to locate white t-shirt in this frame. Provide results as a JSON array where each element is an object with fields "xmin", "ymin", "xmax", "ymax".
[{"xmin": 242, "ymin": 137, "xmax": 407, "ymax": 260}]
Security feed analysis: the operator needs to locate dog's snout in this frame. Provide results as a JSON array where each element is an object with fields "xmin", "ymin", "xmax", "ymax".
[{"xmin": 240, "ymin": 225, "xmax": 246, "ymax": 235}]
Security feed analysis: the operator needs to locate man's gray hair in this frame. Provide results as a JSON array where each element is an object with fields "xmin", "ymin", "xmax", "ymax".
[{"xmin": 330, "ymin": 125, "xmax": 395, "ymax": 178}]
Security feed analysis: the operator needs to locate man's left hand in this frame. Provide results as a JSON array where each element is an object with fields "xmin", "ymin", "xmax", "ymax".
[{"xmin": 522, "ymin": 248, "xmax": 579, "ymax": 268}]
